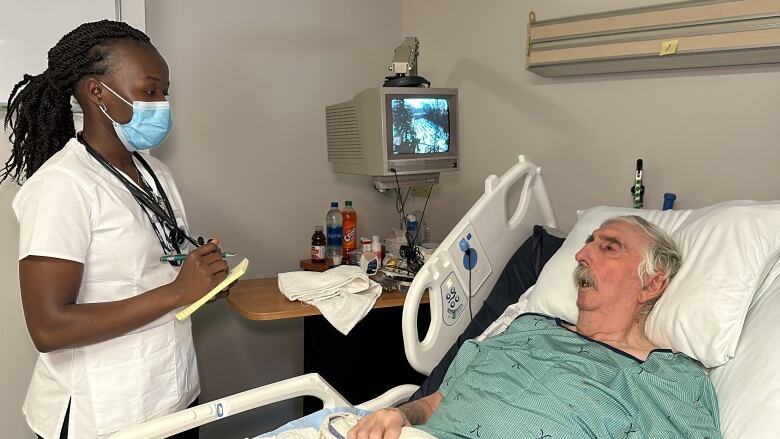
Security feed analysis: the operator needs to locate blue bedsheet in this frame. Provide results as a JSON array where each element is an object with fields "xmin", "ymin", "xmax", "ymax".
[{"xmin": 255, "ymin": 406, "xmax": 372, "ymax": 438}]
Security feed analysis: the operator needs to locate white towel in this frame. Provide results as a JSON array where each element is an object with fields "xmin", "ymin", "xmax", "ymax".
[{"xmin": 278, "ymin": 265, "xmax": 381, "ymax": 335}]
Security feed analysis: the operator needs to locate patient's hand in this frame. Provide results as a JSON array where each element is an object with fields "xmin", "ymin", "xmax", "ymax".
[{"xmin": 347, "ymin": 408, "xmax": 410, "ymax": 439}]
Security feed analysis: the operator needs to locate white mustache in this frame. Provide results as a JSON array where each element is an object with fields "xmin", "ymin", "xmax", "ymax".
[{"xmin": 574, "ymin": 264, "xmax": 598, "ymax": 290}]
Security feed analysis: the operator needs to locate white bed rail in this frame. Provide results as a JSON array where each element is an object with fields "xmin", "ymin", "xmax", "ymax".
[
  {"xmin": 111, "ymin": 376, "xmax": 418, "ymax": 439},
  {"xmin": 111, "ymin": 374, "xmax": 349, "ymax": 439},
  {"xmin": 355, "ymin": 384, "xmax": 420, "ymax": 411},
  {"xmin": 403, "ymin": 155, "xmax": 556, "ymax": 375}
]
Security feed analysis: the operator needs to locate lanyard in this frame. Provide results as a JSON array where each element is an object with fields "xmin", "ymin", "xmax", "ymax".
[{"xmin": 77, "ymin": 133, "xmax": 201, "ymax": 258}]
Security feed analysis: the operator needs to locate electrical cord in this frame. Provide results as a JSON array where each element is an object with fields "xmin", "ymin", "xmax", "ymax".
[
  {"xmin": 395, "ymin": 188, "xmax": 411, "ymax": 226},
  {"xmin": 391, "ymin": 168, "xmax": 433, "ymax": 274},
  {"xmin": 392, "ymin": 169, "xmax": 410, "ymax": 227},
  {"xmin": 405, "ymin": 183, "xmax": 434, "ymax": 273},
  {"xmin": 467, "ymin": 249, "xmax": 473, "ymax": 321},
  {"xmin": 411, "ymin": 183, "xmax": 433, "ymax": 245},
  {"xmin": 399, "ymin": 244, "xmax": 425, "ymax": 273}
]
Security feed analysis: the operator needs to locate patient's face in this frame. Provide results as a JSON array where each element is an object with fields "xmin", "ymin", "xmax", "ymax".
[{"xmin": 574, "ymin": 221, "xmax": 652, "ymax": 314}]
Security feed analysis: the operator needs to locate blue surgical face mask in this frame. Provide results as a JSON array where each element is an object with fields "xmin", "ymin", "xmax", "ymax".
[{"xmin": 98, "ymin": 81, "xmax": 172, "ymax": 151}]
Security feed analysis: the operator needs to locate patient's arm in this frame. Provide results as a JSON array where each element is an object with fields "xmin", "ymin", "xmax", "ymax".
[
  {"xmin": 347, "ymin": 391, "xmax": 442, "ymax": 439},
  {"xmin": 399, "ymin": 390, "xmax": 441, "ymax": 424}
]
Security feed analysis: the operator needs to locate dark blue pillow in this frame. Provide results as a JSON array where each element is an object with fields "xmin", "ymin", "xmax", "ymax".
[{"xmin": 407, "ymin": 225, "xmax": 564, "ymax": 401}]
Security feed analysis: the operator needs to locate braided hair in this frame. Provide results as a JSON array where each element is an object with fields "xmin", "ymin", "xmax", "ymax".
[{"xmin": 2, "ymin": 20, "xmax": 150, "ymax": 185}]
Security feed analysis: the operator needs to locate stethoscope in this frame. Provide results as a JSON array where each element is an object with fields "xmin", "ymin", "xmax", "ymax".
[{"xmin": 77, "ymin": 133, "xmax": 202, "ymax": 264}]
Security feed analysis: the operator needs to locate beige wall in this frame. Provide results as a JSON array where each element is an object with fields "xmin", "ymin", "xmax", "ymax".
[
  {"xmin": 402, "ymin": 0, "xmax": 780, "ymax": 234},
  {"xmin": 5, "ymin": 0, "xmax": 780, "ymax": 437},
  {"xmin": 0, "ymin": 2, "xmax": 143, "ymax": 437},
  {"xmin": 145, "ymin": 1, "xmax": 402, "ymax": 436},
  {"xmin": 0, "ymin": 134, "xmax": 36, "ymax": 438}
]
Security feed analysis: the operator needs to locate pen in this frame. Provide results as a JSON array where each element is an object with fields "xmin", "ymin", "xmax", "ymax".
[{"xmin": 160, "ymin": 252, "xmax": 237, "ymax": 262}]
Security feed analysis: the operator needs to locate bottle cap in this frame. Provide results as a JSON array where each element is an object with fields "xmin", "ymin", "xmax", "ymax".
[
  {"xmin": 345, "ymin": 200, "xmax": 352, "ymax": 206},
  {"xmin": 315, "ymin": 225, "xmax": 322, "ymax": 231},
  {"xmin": 330, "ymin": 201, "xmax": 338, "ymax": 208},
  {"xmin": 664, "ymin": 193, "xmax": 677, "ymax": 200}
]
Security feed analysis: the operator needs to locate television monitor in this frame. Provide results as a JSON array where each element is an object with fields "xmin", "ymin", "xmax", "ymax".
[{"xmin": 326, "ymin": 87, "xmax": 458, "ymax": 182}]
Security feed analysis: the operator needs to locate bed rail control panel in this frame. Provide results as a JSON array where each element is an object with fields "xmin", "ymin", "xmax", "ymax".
[
  {"xmin": 446, "ymin": 224, "xmax": 492, "ymax": 296},
  {"xmin": 434, "ymin": 225, "xmax": 494, "ymax": 326},
  {"xmin": 403, "ymin": 155, "xmax": 558, "ymax": 375},
  {"xmin": 440, "ymin": 272, "xmax": 465, "ymax": 325}
]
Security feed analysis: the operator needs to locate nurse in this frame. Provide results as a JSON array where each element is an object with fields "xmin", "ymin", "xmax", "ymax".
[{"xmin": 3, "ymin": 20, "xmax": 227, "ymax": 438}]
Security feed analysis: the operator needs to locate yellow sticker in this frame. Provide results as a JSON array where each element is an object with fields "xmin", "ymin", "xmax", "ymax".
[{"xmin": 660, "ymin": 39, "xmax": 679, "ymax": 56}]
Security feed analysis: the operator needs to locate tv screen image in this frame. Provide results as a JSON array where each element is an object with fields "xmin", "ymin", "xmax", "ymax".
[
  {"xmin": 325, "ymin": 86, "xmax": 457, "ymax": 179},
  {"xmin": 391, "ymin": 98, "xmax": 450, "ymax": 155}
]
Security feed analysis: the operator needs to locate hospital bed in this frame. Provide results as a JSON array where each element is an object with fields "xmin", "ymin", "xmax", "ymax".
[{"xmin": 113, "ymin": 156, "xmax": 780, "ymax": 438}]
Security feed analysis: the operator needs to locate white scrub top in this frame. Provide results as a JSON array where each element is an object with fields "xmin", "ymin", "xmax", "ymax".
[{"xmin": 13, "ymin": 138, "xmax": 200, "ymax": 438}]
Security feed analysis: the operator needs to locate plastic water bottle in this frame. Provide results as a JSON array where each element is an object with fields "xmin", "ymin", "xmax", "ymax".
[
  {"xmin": 325, "ymin": 202, "xmax": 343, "ymax": 264},
  {"xmin": 406, "ymin": 214, "xmax": 419, "ymax": 245}
]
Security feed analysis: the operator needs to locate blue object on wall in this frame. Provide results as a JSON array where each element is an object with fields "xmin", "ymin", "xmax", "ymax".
[{"xmin": 663, "ymin": 193, "xmax": 677, "ymax": 210}]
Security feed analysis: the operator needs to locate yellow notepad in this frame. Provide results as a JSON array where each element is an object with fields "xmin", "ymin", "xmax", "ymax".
[{"xmin": 175, "ymin": 258, "xmax": 249, "ymax": 321}]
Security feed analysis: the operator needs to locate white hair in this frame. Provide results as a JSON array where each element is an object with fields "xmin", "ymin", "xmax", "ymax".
[{"xmin": 601, "ymin": 215, "xmax": 682, "ymax": 316}]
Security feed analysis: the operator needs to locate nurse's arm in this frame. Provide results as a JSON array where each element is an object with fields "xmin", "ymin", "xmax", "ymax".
[{"xmin": 20, "ymin": 243, "xmax": 227, "ymax": 353}]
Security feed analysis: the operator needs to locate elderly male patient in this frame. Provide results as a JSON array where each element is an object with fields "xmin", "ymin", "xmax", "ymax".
[{"xmin": 348, "ymin": 216, "xmax": 721, "ymax": 439}]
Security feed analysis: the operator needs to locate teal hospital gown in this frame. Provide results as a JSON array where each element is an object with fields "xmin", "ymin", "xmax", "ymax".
[{"xmin": 417, "ymin": 313, "xmax": 721, "ymax": 439}]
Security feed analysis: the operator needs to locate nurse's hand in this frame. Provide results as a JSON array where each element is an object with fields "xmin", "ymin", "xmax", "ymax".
[
  {"xmin": 205, "ymin": 238, "xmax": 235, "ymax": 303},
  {"xmin": 171, "ymin": 241, "xmax": 228, "ymax": 306},
  {"xmin": 210, "ymin": 276, "xmax": 240, "ymax": 301},
  {"xmin": 347, "ymin": 408, "xmax": 409, "ymax": 439},
  {"xmin": 206, "ymin": 284, "xmax": 233, "ymax": 303}
]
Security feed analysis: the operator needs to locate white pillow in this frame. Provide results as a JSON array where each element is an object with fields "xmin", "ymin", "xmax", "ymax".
[
  {"xmin": 709, "ymin": 264, "xmax": 780, "ymax": 437},
  {"xmin": 525, "ymin": 201, "xmax": 780, "ymax": 367}
]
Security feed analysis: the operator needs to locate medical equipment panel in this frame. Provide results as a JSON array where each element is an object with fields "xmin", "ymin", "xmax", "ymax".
[{"xmin": 403, "ymin": 155, "xmax": 557, "ymax": 375}]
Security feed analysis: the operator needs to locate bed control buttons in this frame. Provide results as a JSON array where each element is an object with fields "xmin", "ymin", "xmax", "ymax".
[
  {"xmin": 214, "ymin": 400, "xmax": 230, "ymax": 418},
  {"xmin": 441, "ymin": 272, "xmax": 465, "ymax": 326}
]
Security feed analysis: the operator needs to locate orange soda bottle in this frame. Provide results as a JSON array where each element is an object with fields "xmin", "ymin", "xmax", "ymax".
[{"xmin": 342, "ymin": 200, "xmax": 357, "ymax": 262}]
